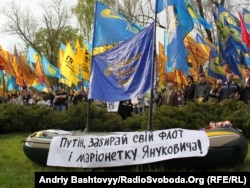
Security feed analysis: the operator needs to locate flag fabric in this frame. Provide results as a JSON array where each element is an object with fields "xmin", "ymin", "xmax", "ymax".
[
  {"xmin": 0, "ymin": 71, "xmax": 7, "ymax": 96},
  {"xmin": 88, "ymin": 22, "xmax": 154, "ymax": 102},
  {"xmin": 226, "ymin": 53, "xmax": 242, "ymax": 77},
  {"xmin": 244, "ymin": 52, "xmax": 250, "ymax": 66},
  {"xmin": 31, "ymin": 79, "xmax": 48, "ymax": 92},
  {"xmin": 216, "ymin": 6, "xmax": 249, "ymax": 77},
  {"xmin": 200, "ymin": 37, "xmax": 227, "ymax": 82},
  {"xmin": 156, "ymin": 42, "xmax": 167, "ymax": 90},
  {"xmin": 184, "ymin": 35, "xmax": 209, "ymax": 66},
  {"xmin": 81, "ymin": 42, "xmax": 91, "ymax": 80},
  {"xmin": 214, "ymin": 11, "xmax": 242, "ymax": 77},
  {"xmin": 59, "ymin": 77, "xmax": 72, "ymax": 87},
  {"xmin": 26, "ymin": 46, "xmax": 47, "ymax": 83},
  {"xmin": 218, "ymin": 5, "xmax": 241, "ymax": 42},
  {"xmin": 243, "ymin": 8, "xmax": 250, "ymax": 31},
  {"xmin": 195, "ymin": 33, "xmax": 211, "ymax": 58},
  {"xmin": 218, "ymin": 4, "xmax": 239, "ymax": 26},
  {"xmin": 185, "ymin": 0, "xmax": 212, "ymax": 29},
  {"xmin": 10, "ymin": 55, "xmax": 21, "ymax": 78},
  {"xmin": 156, "ymin": 0, "xmax": 187, "ymax": 14},
  {"xmin": 0, "ymin": 48, "xmax": 15, "ymax": 76},
  {"xmin": 34, "ymin": 56, "xmax": 44, "ymax": 81},
  {"xmin": 26, "ymin": 46, "xmax": 40, "ymax": 69},
  {"xmin": 19, "ymin": 54, "xmax": 37, "ymax": 86},
  {"xmin": 93, "ymin": 43, "xmax": 117, "ymax": 55},
  {"xmin": 75, "ymin": 40, "xmax": 90, "ymax": 81},
  {"xmin": 60, "ymin": 43, "xmax": 79, "ymax": 86},
  {"xmin": 42, "ymin": 56, "xmax": 61, "ymax": 78},
  {"xmin": 165, "ymin": 2, "xmax": 194, "ymax": 73},
  {"xmin": 93, "ymin": 1, "xmax": 141, "ymax": 47},
  {"xmin": 156, "ymin": 0, "xmax": 167, "ymax": 13},
  {"xmin": 174, "ymin": 69, "xmax": 188, "ymax": 87},
  {"xmin": 6, "ymin": 74, "xmax": 18, "ymax": 92},
  {"xmin": 58, "ymin": 43, "xmax": 66, "ymax": 68},
  {"xmin": 239, "ymin": 12, "xmax": 250, "ymax": 50}
]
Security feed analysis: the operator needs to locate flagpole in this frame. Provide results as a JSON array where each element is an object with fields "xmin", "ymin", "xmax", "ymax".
[
  {"xmin": 147, "ymin": 3, "xmax": 158, "ymax": 131},
  {"xmin": 84, "ymin": 1, "xmax": 99, "ymax": 133}
]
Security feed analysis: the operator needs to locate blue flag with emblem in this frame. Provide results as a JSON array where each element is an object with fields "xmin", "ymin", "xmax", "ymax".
[
  {"xmin": 26, "ymin": 46, "xmax": 40, "ymax": 69},
  {"xmin": 165, "ymin": 0, "xmax": 194, "ymax": 73},
  {"xmin": 195, "ymin": 34, "xmax": 227, "ymax": 82},
  {"xmin": 88, "ymin": 22, "xmax": 154, "ymax": 102},
  {"xmin": 185, "ymin": 0, "xmax": 212, "ymax": 29},
  {"xmin": 42, "ymin": 56, "xmax": 62, "ymax": 78},
  {"xmin": 93, "ymin": 1, "xmax": 142, "ymax": 48}
]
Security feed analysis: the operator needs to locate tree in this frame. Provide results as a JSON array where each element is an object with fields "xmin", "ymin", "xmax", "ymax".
[
  {"xmin": 72, "ymin": 0, "xmax": 154, "ymax": 43},
  {"xmin": 0, "ymin": 0, "xmax": 78, "ymax": 66}
]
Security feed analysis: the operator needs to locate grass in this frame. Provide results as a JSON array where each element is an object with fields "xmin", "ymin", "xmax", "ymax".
[{"xmin": 0, "ymin": 133, "xmax": 249, "ymax": 188}]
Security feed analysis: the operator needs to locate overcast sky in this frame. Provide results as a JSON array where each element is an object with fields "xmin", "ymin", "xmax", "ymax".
[{"xmin": 0, "ymin": 0, "xmax": 77, "ymax": 53}]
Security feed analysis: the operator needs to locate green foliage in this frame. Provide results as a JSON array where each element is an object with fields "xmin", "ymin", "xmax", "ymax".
[
  {"xmin": 35, "ymin": 26, "xmax": 81, "ymax": 66},
  {"xmin": 1, "ymin": 100, "xmax": 250, "ymax": 138}
]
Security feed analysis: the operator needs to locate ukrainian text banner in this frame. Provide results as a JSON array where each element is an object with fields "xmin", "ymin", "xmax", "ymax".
[{"xmin": 47, "ymin": 128, "xmax": 209, "ymax": 168}]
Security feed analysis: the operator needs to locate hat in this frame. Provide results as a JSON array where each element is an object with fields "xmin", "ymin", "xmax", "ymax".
[
  {"xmin": 199, "ymin": 73, "xmax": 205, "ymax": 78},
  {"xmin": 186, "ymin": 75, "xmax": 194, "ymax": 82}
]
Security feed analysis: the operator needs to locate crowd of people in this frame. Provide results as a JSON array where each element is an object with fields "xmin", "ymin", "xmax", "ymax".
[
  {"xmin": 0, "ymin": 85, "xmax": 88, "ymax": 112},
  {"xmin": 1, "ymin": 67, "xmax": 250, "ymax": 118},
  {"xmin": 117, "ymin": 67, "xmax": 250, "ymax": 119}
]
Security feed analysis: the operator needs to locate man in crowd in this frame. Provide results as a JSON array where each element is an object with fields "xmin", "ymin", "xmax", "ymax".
[
  {"xmin": 53, "ymin": 85, "xmax": 67, "ymax": 111},
  {"xmin": 220, "ymin": 73, "xmax": 241, "ymax": 101},
  {"xmin": 194, "ymin": 73, "xmax": 210, "ymax": 102}
]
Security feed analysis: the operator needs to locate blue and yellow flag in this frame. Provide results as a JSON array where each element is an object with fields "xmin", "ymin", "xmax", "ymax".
[
  {"xmin": 218, "ymin": 4, "xmax": 241, "ymax": 42},
  {"xmin": 6, "ymin": 74, "xmax": 18, "ymax": 92},
  {"xmin": 165, "ymin": 1, "xmax": 194, "ymax": 73},
  {"xmin": 196, "ymin": 35, "xmax": 227, "ymax": 82},
  {"xmin": 26, "ymin": 46, "xmax": 40, "ymax": 69},
  {"xmin": 185, "ymin": 0, "xmax": 212, "ymax": 29},
  {"xmin": 216, "ymin": 6, "xmax": 245, "ymax": 77},
  {"xmin": 93, "ymin": 1, "xmax": 141, "ymax": 47},
  {"xmin": 42, "ymin": 56, "xmax": 61, "ymax": 78},
  {"xmin": 89, "ymin": 23, "xmax": 154, "ymax": 102},
  {"xmin": 31, "ymin": 79, "xmax": 48, "ymax": 92}
]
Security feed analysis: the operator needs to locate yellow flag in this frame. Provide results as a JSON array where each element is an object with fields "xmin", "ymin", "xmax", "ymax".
[
  {"xmin": 60, "ymin": 43, "xmax": 79, "ymax": 86},
  {"xmin": 58, "ymin": 46, "xmax": 64, "ymax": 69},
  {"xmin": 81, "ymin": 42, "xmax": 91, "ymax": 81},
  {"xmin": 75, "ymin": 39, "xmax": 90, "ymax": 81},
  {"xmin": 157, "ymin": 42, "xmax": 167, "ymax": 90}
]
